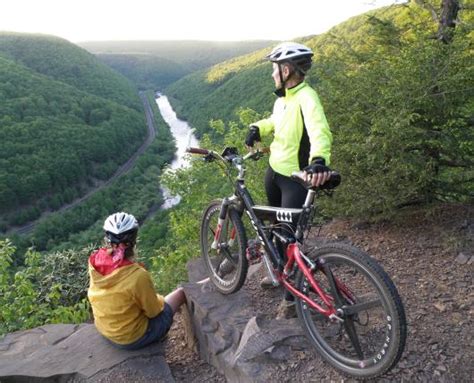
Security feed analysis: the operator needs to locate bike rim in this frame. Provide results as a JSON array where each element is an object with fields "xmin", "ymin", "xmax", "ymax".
[
  {"xmin": 299, "ymin": 253, "xmax": 398, "ymax": 371},
  {"xmin": 203, "ymin": 205, "xmax": 242, "ymax": 288}
]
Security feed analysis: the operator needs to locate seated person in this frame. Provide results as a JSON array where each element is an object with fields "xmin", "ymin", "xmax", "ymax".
[{"xmin": 87, "ymin": 212, "xmax": 186, "ymax": 350}]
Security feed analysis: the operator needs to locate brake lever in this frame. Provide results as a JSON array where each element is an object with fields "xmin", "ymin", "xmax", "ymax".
[
  {"xmin": 203, "ymin": 153, "xmax": 215, "ymax": 162},
  {"xmin": 251, "ymin": 151, "xmax": 263, "ymax": 161}
]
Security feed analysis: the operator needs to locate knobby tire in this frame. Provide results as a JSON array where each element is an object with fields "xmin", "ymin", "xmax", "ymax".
[
  {"xmin": 295, "ymin": 242, "xmax": 406, "ymax": 379},
  {"xmin": 200, "ymin": 200, "xmax": 248, "ymax": 294}
]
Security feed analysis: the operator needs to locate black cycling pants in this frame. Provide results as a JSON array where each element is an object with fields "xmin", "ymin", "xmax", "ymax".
[
  {"xmin": 265, "ymin": 167, "xmax": 307, "ymax": 209},
  {"xmin": 265, "ymin": 167, "xmax": 307, "ymax": 301}
]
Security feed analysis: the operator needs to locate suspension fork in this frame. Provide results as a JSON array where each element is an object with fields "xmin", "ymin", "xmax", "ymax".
[
  {"xmin": 280, "ymin": 243, "xmax": 338, "ymax": 317},
  {"xmin": 211, "ymin": 198, "xmax": 232, "ymax": 250}
]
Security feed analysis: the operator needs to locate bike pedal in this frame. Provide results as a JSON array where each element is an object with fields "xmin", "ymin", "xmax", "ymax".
[
  {"xmin": 246, "ymin": 249, "xmax": 262, "ymax": 264},
  {"xmin": 246, "ymin": 240, "xmax": 263, "ymax": 264}
]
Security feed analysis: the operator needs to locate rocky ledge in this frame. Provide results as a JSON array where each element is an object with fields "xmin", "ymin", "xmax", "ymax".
[
  {"xmin": 0, "ymin": 259, "xmax": 315, "ymax": 383},
  {"xmin": 183, "ymin": 258, "xmax": 320, "ymax": 383},
  {"xmin": 0, "ymin": 323, "xmax": 174, "ymax": 383}
]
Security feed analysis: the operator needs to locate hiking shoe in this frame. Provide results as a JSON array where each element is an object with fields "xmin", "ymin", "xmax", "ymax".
[
  {"xmin": 217, "ymin": 258, "xmax": 235, "ymax": 278},
  {"xmin": 276, "ymin": 299, "xmax": 297, "ymax": 320},
  {"xmin": 260, "ymin": 276, "xmax": 279, "ymax": 289}
]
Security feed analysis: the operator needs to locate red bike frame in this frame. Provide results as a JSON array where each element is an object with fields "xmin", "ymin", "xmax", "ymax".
[{"xmin": 279, "ymin": 243, "xmax": 337, "ymax": 317}]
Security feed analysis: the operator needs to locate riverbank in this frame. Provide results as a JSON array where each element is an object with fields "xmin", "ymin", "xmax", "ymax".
[{"xmin": 155, "ymin": 94, "xmax": 199, "ymax": 210}]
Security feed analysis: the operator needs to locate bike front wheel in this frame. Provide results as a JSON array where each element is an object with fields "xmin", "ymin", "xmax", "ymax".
[
  {"xmin": 200, "ymin": 200, "xmax": 248, "ymax": 294},
  {"xmin": 295, "ymin": 243, "xmax": 406, "ymax": 379}
]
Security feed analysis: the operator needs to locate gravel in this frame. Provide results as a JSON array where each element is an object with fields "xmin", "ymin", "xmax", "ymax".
[{"xmin": 165, "ymin": 203, "xmax": 473, "ymax": 382}]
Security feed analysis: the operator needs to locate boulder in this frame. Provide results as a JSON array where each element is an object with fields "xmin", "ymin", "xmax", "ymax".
[
  {"xmin": 182, "ymin": 258, "xmax": 311, "ymax": 383},
  {"xmin": 0, "ymin": 323, "xmax": 174, "ymax": 383}
]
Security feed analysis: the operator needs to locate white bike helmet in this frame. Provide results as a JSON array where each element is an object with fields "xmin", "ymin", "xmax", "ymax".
[
  {"xmin": 266, "ymin": 42, "xmax": 313, "ymax": 62},
  {"xmin": 103, "ymin": 212, "xmax": 139, "ymax": 244},
  {"xmin": 266, "ymin": 42, "xmax": 313, "ymax": 74},
  {"xmin": 265, "ymin": 42, "xmax": 314, "ymax": 96}
]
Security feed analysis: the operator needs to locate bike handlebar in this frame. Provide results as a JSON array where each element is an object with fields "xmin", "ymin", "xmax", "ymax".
[
  {"xmin": 186, "ymin": 146, "xmax": 341, "ymax": 190},
  {"xmin": 186, "ymin": 146, "xmax": 269, "ymax": 163},
  {"xmin": 186, "ymin": 147, "xmax": 210, "ymax": 155}
]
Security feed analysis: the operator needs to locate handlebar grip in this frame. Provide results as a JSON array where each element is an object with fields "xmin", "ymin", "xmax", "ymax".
[
  {"xmin": 186, "ymin": 147, "xmax": 209, "ymax": 155},
  {"xmin": 321, "ymin": 172, "xmax": 341, "ymax": 190},
  {"xmin": 290, "ymin": 171, "xmax": 341, "ymax": 190}
]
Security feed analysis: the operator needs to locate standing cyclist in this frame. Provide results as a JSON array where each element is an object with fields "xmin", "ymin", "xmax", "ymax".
[{"xmin": 245, "ymin": 42, "xmax": 333, "ymax": 319}]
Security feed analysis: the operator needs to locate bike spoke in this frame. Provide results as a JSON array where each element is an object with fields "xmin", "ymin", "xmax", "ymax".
[
  {"xmin": 342, "ymin": 294, "xmax": 382, "ymax": 316},
  {"xmin": 221, "ymin": 246, "xmax": 238, "ymax": 265},
  {"xmin": 322, "ymin": 264, "xmax": 345, "ymax": 307},
  {"xmin": 344, "ymin": 317, "xmax": 364, "ymax": 360}
]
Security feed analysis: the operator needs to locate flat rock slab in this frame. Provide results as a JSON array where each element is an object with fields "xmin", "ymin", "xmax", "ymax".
[
  {"xmin": 0, "ymin": 323, "xmax": 174, "ymax": 383},
  {"xmin": 183, "ymin": 258, "xmax": 311, "ymax": 383}
]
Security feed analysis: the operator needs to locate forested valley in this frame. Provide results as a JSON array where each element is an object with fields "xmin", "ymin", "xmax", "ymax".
[
  {"xmin": 0, "ymin": 0, "xmax": 472, "ymax": 336},
  {"xmin": 80, "ymin": 40, "xmax": 275, "ymax": 90}
]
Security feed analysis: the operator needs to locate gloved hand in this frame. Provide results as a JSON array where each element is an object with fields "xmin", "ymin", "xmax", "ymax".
[
  {"xmin": 303, "ymin": 157, "xmax": 331, "ymax": 187},
  {"xmin": 245, "ymin": 125, "xmax": 261, "ymax": 147},
  {"xmin": 303, "ymin": 157, "xmax": 330, "ymax": 174}
]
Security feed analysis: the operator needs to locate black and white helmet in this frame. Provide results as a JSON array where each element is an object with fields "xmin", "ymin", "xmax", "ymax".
[
  {"xmin": 266, "ymin": 42, "xmax": 313, "ymax": 74},
  {"xmin": 103, "ymin": 212, "xmax": 139, "ymax": 245}
]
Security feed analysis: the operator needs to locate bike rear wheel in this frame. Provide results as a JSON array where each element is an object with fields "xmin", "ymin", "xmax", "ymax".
[
  {"xmin": 200, "ymin": 200, "xmax": 248, "ymax": 294},
  {"xmin": 295, "ymin": 243, "xmax": 406, "ymax": 379}
]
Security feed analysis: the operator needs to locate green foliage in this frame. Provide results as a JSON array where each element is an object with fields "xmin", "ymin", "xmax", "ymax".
[
  {"xmin": 0, "ymin": 32, "xmax": 140, "ymax": 110},
  {"xmin": 97, "ymin": 54, "xmax": 188, "ymax": 90},
  {"xmin": 166, "ymin": 63, "xmax": 274, "ymax": 139},
  {"xmin": 23, "ymin": 92, "xmax": 176, "ymax": 254},
  {"xmin": 0, "ymin": 33, "xmax": 147, "ymax": 228},
  {"xmin": 0, "ymin": 239, "xmax": 91, "ymax": 335},
  {"xmin": 311, "ymin": 4, "xmax": 473, "ymax": 217},
  {"xmin": 0, "ymin": 88, "xmax": 175, "ymax": 333},
  {"xmin": 149, "ymin": 110, "xmax": 270, "ymax": 293},
  {"xmin": 164, "ymin": 2, "xmax": 473, "ymax": 219}
]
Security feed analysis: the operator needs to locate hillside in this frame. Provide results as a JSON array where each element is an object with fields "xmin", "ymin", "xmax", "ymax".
[
  {"xmin": 164, "ymin": 2, "xmax": 473, "ymax": 217},
  {"xmin": 79, "ymin": 40, "xmax": 274, "ymax": 89},
  {"xmin": 0, "ymin": 33, "xmax": 148, "ymax": 230},
  {"xmin": 97, "ymin": 53, "xmax": 188, "ymax": 89},
  {"xmin": 0, "ymin": 33, "xmax": 140, "ymax": 110},
  {"xmin": 164, "ymin": 4, "xmax": 431, "ymax": 136}
]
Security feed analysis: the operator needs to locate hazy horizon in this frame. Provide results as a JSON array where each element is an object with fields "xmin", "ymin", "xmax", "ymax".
[{"xmin": 1, "ymin": 0, "xmax": 403, "ymax": 43}]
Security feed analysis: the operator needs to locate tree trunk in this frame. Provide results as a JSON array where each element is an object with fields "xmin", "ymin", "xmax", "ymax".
[
  {"xmin": 413, "ymin": 0, "xmax": 460, "ymax": 43},
  {"xmin": 438, "ymin": 0, "xmax": 460, "ymax": 43}
]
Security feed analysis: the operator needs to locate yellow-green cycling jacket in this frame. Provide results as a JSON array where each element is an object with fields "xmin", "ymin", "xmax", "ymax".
[{"xmin": 253, "ymin": 81, "xmax": 332, "ymax": 177}]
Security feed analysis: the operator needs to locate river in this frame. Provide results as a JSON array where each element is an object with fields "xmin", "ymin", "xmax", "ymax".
[{"xmin": 155, "ymin": 94, "xmax": 199, "ymax": 209}]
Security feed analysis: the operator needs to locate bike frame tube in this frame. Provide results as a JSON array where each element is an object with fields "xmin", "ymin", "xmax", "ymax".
[
  {"xmin": 234, "ymin": 181, "xmax": 285, "ymax": 270},
  {"xmin": 214, "ymin": 224, "xmax": 222, "ymax": 243},
  {"xmin": 204, "ymin": 150, "xmax": 339, "ymax": 318},
  {"xmin": 280, "ymin": 243, "xmax": 337, "ymax": 317}
]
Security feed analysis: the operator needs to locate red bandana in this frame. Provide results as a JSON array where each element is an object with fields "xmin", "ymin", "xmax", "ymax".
[{"xmin": 90, "ymin": 244, "xmax": 133, "ymax": 276}]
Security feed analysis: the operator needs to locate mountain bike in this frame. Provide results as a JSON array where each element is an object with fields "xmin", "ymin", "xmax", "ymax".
[{"xmin": 186, "ymin": 146, "xmax": 406, "ymax": 379}]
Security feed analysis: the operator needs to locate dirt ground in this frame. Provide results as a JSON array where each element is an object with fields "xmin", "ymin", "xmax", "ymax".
[{"xmin": 165, "ymin": 203, "xmax": 473, "ymax": 382}]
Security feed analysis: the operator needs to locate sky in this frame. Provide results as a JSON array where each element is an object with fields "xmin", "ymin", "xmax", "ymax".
[{"xmin": 1, "ymin": 0, "xmax": 401, "ymax": 43}]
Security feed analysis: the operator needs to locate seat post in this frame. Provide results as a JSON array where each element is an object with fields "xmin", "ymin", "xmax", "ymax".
[{"xmin": 303, "ymin": 190, "xmax": 316, "ymax": 208}]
